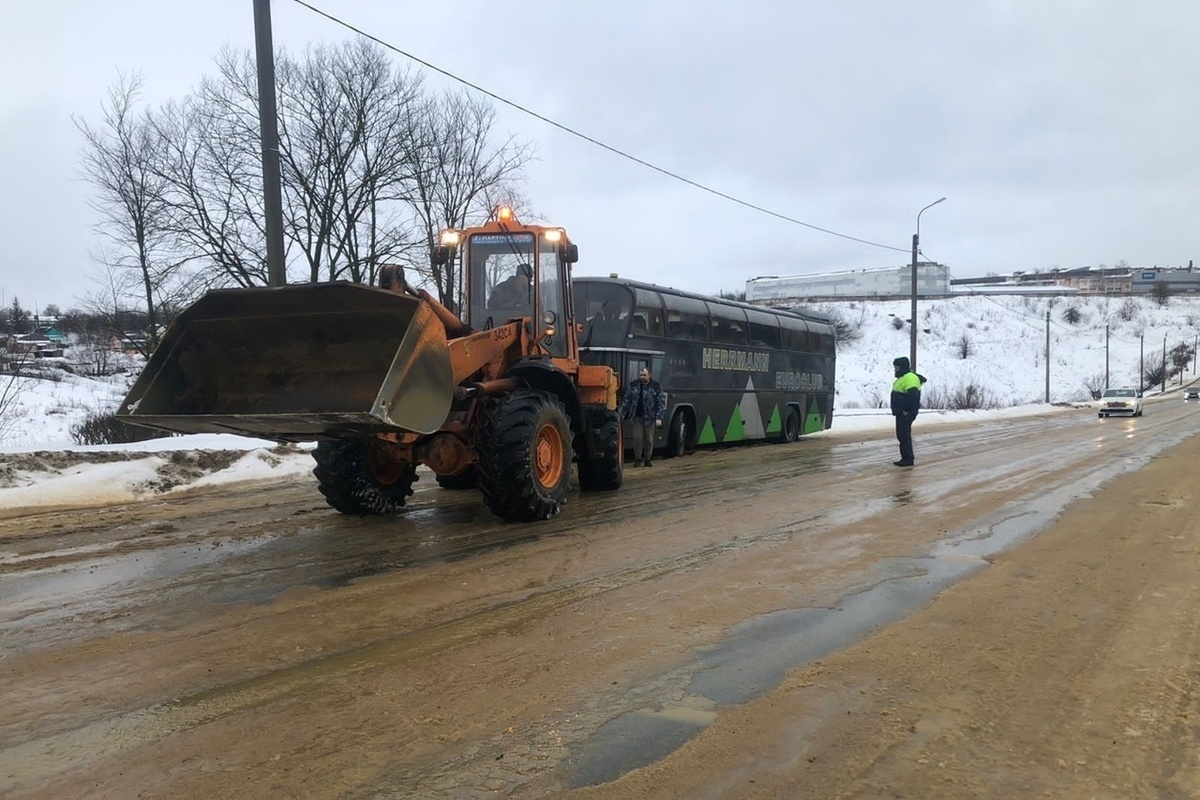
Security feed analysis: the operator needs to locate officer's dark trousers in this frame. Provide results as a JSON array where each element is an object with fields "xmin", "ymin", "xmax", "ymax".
[{"xmin": 895, "ymin": 413, "xmax": 915, "ymax": 462}]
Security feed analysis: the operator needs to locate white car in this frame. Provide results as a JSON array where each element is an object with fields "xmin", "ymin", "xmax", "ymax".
[{"xmin": 1098, "ymin": 387, "xmax": 1143, "ymax": 418}]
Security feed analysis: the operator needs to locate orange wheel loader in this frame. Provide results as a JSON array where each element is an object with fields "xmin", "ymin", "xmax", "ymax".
[{"xmin": 116, "ymin": 207, "xmax": 622, "ymax": 522}]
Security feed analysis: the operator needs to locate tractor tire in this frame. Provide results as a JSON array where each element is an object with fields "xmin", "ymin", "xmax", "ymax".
[
  {"xmin": 776, "ymin": 406, "xmax": 801, "ymax": 444},
  {"xmin": 665, "ymin": 410, "xmax": 690, "ymax": 458},
  {"xmin": 477, "ymin": 390, "xmax": 573, "ymax": 522},
  {"xmin": 579, "ymin": 409, "xmax": 622, "ymax": 491},
  {"xmin": 312, "ymin": 439, "xmax": 418, "ymax": 516},
  {"xmin": 435, "ymin": 465, "xmax": 478, "ymax": 490}
]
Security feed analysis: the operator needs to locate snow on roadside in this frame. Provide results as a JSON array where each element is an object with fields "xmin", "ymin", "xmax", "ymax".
[{"xmin": 0, "ymin": 403, "xmax": 1085, "ymax": 514}]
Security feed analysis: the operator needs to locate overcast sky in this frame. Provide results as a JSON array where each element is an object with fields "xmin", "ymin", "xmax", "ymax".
[{"xmin": 2, "ymin": 0, "xmax": 1197, "ymax": 311}]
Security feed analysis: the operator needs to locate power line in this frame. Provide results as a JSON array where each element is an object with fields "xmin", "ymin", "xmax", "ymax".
[
  {"xmin": 288, "ymin": 0, "xmax": 909, "ymax": 254},
  {"xmin": 917, "ymin": 251, "xmax": 1063, "ymax": 331}
]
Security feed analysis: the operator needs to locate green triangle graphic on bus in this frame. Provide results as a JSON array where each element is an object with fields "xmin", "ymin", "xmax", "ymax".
[
  {"xmin": 766, "ymin": 405, "xmax": 783, "ymax": 434},
  {"xmin": 697, "ymin": 415, "xmax": 718, "ymax": 445},
  {"xmin": 804, "ymin": 400, "xmax": 824, "ymax": 434},
  {"xmin": 724, "ymin": 405, "xmax": 746, "ymax": 442}
]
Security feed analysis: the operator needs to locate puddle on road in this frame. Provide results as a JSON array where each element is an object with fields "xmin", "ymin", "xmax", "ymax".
[{"xmin": 565, "ymin": 432, "xmax": 1185, "ymax": 788}]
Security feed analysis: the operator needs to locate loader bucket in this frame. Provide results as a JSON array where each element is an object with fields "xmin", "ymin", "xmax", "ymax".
[{"xmin": 117, "ymin": 282, "xmax": 455, "ymax": 441}]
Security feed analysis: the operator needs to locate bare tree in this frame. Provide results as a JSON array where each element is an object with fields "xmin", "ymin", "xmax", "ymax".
[
  {"xmin": 78, "ymin": 262, "xmax": 149, "ymax": 366},
  {"xmin": 151, "ymin": 62, "xmax": 272, "ymax": 288},
  {"xmin": 403, "ymin": 89, "xmax": 535, "ymax": 304},
  {"xmin": 1083, "ymin": 372, "xmax": 1107, "ymax": 399},
  {"xmin": 115, "ymin": 40, "xmax": 532, "ymax": 300},
  {"xmin": 1151, "ymin": 280, "xmax": 1172, "ymax": 307},
  {"xmin": 1170, "ymin": 342, "xmax": 1194, "ymax": 381},
  {"xmin": 0, "ymin": 336, "xmax": 34, "ymax": 442},
  {"xmin": 75, "ymin": 74, "xmax": 184, "ymax": 351},
  {"xmin": 956, "ymin": 333, "xmax": 973, "ymax": 359},
  {"xmin": 276, "ymin": 40, "xmax": 423, "ymax": 285},
  {"xmin": 1143, "ymin": 354, "xmax": 1166, "ymax": 391}
]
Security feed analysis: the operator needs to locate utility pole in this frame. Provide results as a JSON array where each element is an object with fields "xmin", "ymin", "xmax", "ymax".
[
  {"xmin": 1194, "ymin": 333, "xmax": 1197, "ymax": 376},
  {"xmin": 910, "ymin": 232, "xmax": 918, "ymax": 372},
  {"xmin": 1104, "ymin": 324, "xmax": 1109, "ymax": 389},
  {"xmin": 1140, "ymin": 332, "xmax": 1144, "ymax": 393},
  {"xmin": 910, "ymin": 197, "xmax": 945, "ymax": 373},
  {"xmin": 1045, "ymin": 310, "xmax": 1051, "ymax": 403},
  {"xmin": 253, "ymin": 0, "xmax": 287, "ymax": 287},
  {"xmin": 1162, "ymin": 334, "xmax": 1168, "ymax": 392}
]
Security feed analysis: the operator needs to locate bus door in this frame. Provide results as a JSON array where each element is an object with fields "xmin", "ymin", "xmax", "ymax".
[{"xmin": 617, "ymin": 351, "xmax": 665, "ymax": 448}]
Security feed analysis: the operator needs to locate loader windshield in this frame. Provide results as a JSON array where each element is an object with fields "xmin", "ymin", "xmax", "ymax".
[{"xmin": 468, "ymin": 232, "xmax": 537, "ymax": 327}]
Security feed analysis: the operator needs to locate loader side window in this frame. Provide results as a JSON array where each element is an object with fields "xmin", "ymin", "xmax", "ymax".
[{"xmin": 538, "ymin": 242, "xmax": 567, "ymax": 357}]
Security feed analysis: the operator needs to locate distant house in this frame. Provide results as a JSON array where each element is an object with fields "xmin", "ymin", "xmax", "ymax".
[
  {"xmin": 110, "ymin": 332, "xmax": 149, "ymax": 355},
  {"xmin": 3, "ymin": 332, "xmax": 65, "ymax": 360},
  {"xmin": 31, "ymin": 325, "xmax": 66, "ymax": 344}
]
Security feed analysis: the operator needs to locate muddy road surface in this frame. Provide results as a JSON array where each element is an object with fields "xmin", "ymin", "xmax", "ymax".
[{"xmin": 3, "ymin": 400, "xmax": 1200, "ymax": 799}]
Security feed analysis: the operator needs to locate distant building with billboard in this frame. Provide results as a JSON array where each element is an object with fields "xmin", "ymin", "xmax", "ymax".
[
  {"xmin": 745, "ymin": 262, "xmax": 950, "ymax": 303},
  {"xmin": 951, "ymin": 262, "xmax": 1199, "ymax": 294}
]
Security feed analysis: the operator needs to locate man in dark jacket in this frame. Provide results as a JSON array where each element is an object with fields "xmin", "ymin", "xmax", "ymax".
[
  {"xmin": 619, "ymin": 366, "xmax": 666, "ymax": 467},
  {"xmin": 489, "ymin": 262, "xmax": 532, "ymax": 309},
  {"xmin": 890, "ymin": 356, "xmax": 922, "ymax": 467}
]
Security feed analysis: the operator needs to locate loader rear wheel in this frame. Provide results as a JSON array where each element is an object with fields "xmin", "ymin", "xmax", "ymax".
[
  {"xmin": 477, "ymin": 390, "xmax": 573, "ymax": 521},
  {"xmin": 579, "ymin": 409, "xmax": 622, "ymax": 491},
  {"xmin": 312, "ymin": 439, "xmax": 417, "ymax": 516}
]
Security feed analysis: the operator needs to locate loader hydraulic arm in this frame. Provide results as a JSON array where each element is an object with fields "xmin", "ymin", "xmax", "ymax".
[{"xmin": 446, "ymin": 322, "xmax": 529, "ymax": 386}]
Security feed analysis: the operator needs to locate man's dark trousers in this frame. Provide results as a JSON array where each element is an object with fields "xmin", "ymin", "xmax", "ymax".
[{"xmin": 895, "ymin": 413, "xmax": 914, "ymax": 463}]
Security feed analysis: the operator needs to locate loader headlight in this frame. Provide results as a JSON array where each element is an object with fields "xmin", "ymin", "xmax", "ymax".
[
  {"xmin": 439, "ymin": 229, "xmax": 460, "ymax": 246},
  {"xmin": 544, "ymin": 228, "xmax": 562, "ymax": 243}
]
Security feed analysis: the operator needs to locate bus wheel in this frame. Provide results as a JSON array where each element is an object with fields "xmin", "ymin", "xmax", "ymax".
[
  {"xmin": 666, "ymin": 411, "xmax": 690, "ymax": 458},
  {"xmin": 477, "ymin": 390, "xmax": 573, "ymax": 521},
  {"xmin": 776, "ymin": 407, "xmax": 801, "ymax": 444}
]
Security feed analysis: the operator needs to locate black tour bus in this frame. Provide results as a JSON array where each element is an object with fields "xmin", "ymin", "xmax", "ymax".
[{"xmin": 572, "ymin": 276, "xmax": 836, "ymax": 457}]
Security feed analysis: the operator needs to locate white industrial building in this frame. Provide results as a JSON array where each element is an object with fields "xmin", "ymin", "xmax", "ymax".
[{"xmin": 745, "ymin": 262, "xmax": 950, "ymax": 303}]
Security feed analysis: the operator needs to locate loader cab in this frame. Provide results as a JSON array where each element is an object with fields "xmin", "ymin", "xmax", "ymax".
[{"xmin": 443, "ymin": 208, "xmax": 579, "ymax": 358}]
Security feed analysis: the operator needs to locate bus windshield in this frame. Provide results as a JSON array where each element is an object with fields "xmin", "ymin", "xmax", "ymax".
[{"xmin": 575, "ymin": 281, "xmax": 633, "ymax": 347}]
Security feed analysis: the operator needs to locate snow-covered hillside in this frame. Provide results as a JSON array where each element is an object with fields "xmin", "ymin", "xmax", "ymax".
[
  {"xmin": 826, "ymin": 292, "xmax": 1200, "ymax": 409},
  {"xmin": 3, "ymin": 292, "xmax": 1198, "ymax": 452}
]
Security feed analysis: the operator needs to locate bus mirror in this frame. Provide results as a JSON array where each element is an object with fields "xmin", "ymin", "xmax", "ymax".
[{"xmin": 562, "ymin": 244, "xmax": 579, "ymax": 264}]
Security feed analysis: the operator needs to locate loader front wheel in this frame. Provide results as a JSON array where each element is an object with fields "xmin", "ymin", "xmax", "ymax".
[
  {"xmin": 477, "ymin": 391, "xmax": 573, "ymax": 521},
  {"xmin": 312, "ymin": 439, "xmax": 418, "ymax": 516}
]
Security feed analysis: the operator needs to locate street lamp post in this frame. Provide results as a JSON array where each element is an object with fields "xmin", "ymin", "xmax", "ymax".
[{"xmin": 910, "ymin": 197, "xmax": 946, "ymax": 373}]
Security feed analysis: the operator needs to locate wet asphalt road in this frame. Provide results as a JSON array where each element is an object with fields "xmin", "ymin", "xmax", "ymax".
[{"xmin": 1, "ymin": 398, "xmax": 1197, "ymax": 798}]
